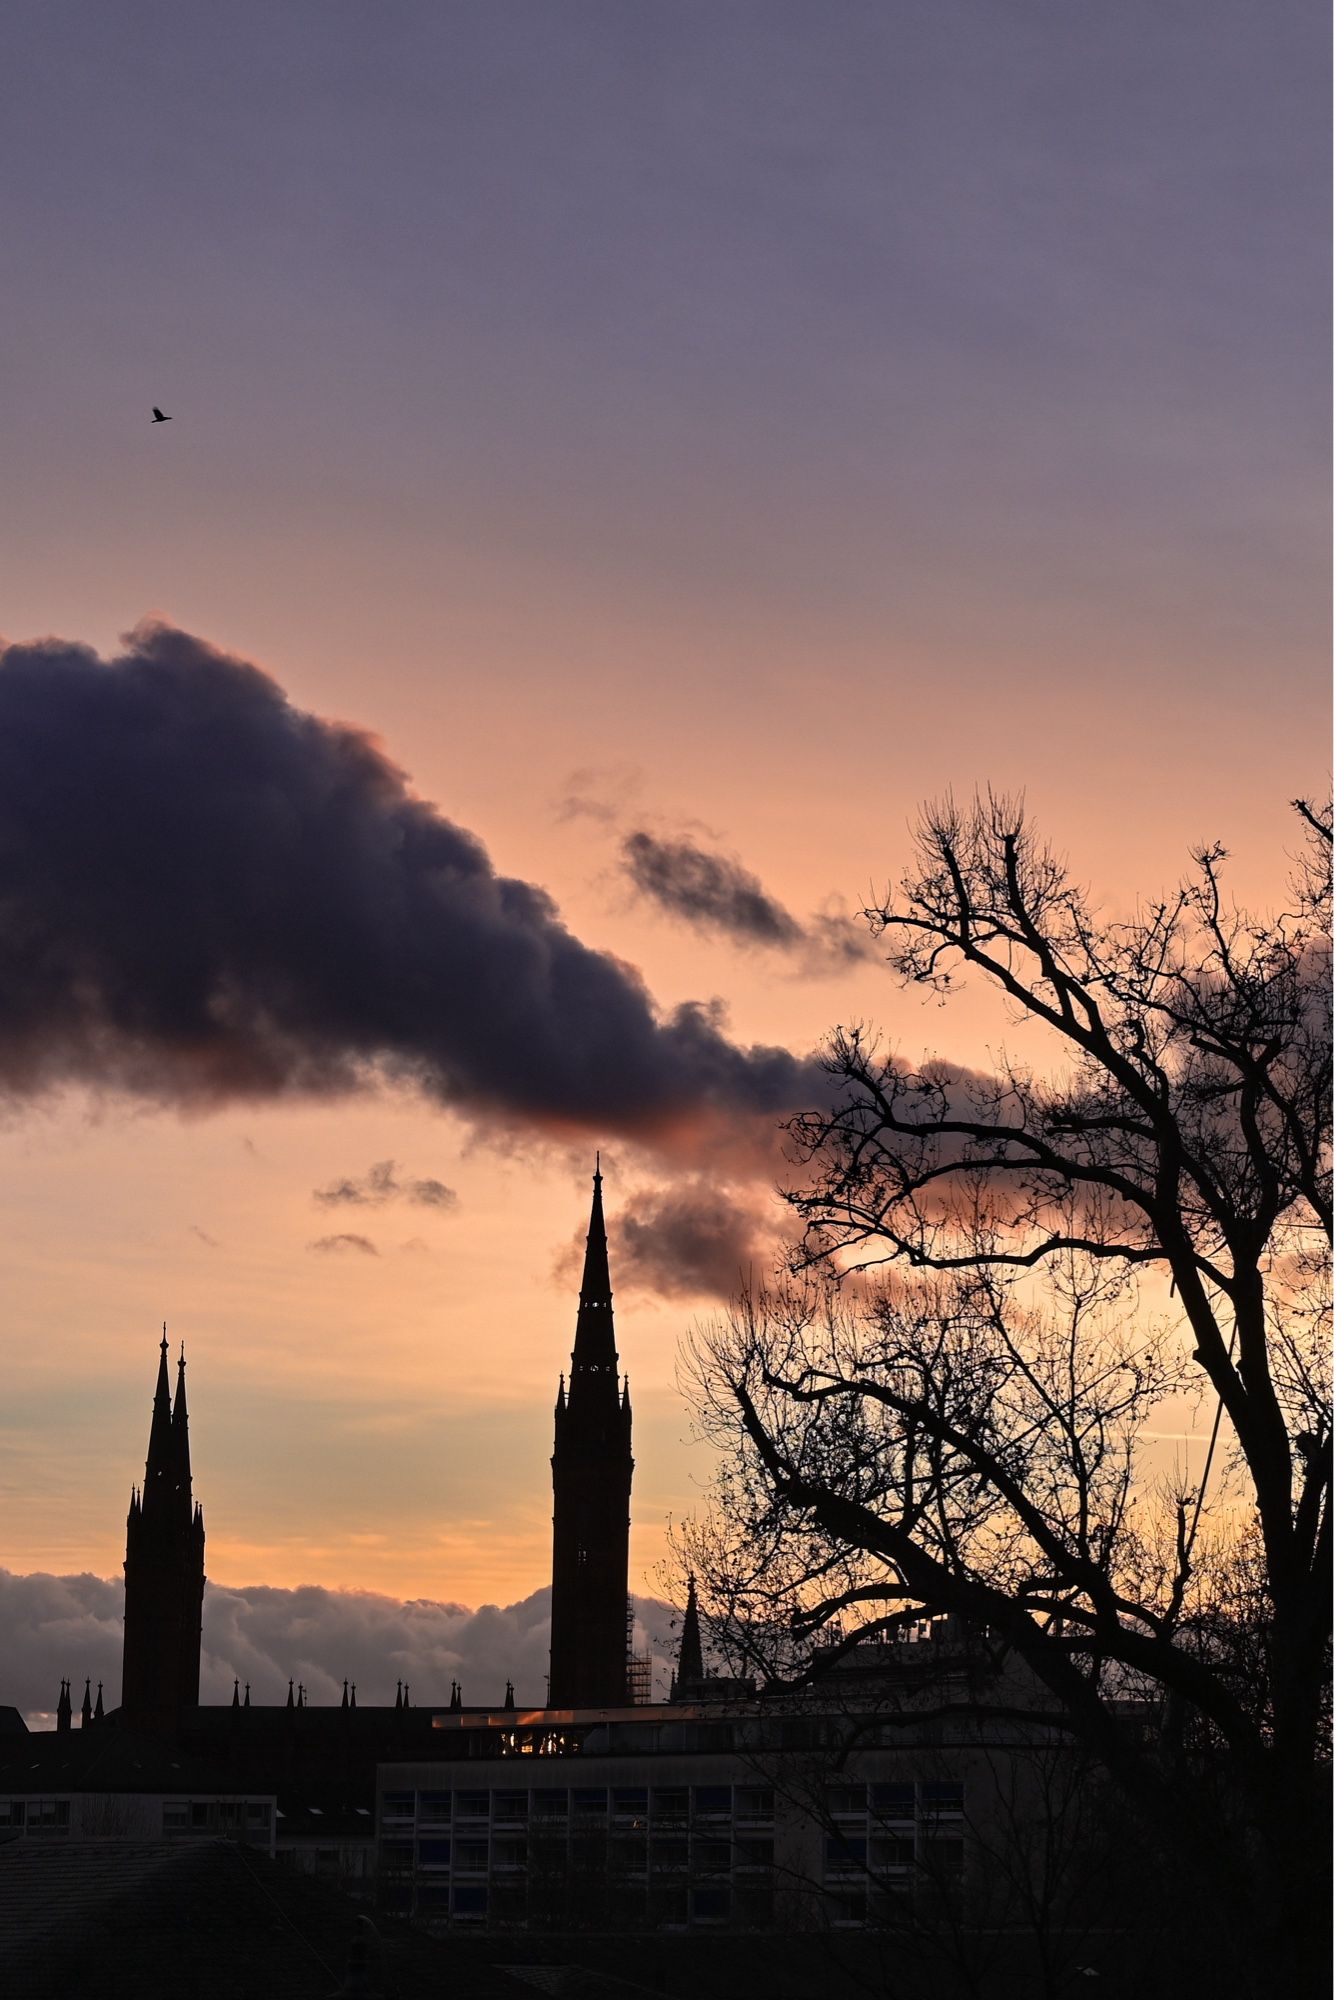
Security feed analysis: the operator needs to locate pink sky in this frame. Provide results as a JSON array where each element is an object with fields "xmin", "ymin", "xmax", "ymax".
[{"xmin": 0, "ymin": 3, "xmax": 1326, "ymax": 1616}]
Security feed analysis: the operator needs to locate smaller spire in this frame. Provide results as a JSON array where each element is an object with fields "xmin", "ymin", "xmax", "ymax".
[
  {"xmin": 503, "ymin": 1679, "xmax": 515, "ymax": 1711},
  {"xmin": 341, "ymin": 1678, "xmax": 350, "ymax": 1711},
  {"xmin": 350, "ymin": 1682, "xmax": 357, "ymax": 1709},
  {"xmin": 449, "ymin": 1680, "xmax": 463, "ymax": 1713},
  {"xmin": 672, "ymin": 1576, "xmax": 704, "ymax": 1701},
  {"xmin": 402, "ymin": 1684, "xmax": 410, "ymax": 1710},
  {"xmin": 80, "ymin": 1678, "xmax": 93, "ymax": 1728},
  {"xmin": 298, "ymin": 1683, "xmax": 306, "ymax": 1709},
  {"xmin": 394, "ymin": 1680, "xmax": 402, "ymax": 1712},
  {"xmin": 232, "ymin": 1678, "xmax": 241, "ymax": 1710},
  {"xmin": 286, "ymin": 1678, "xmax": 295, "ymax": 1710},
  {"xmin": 94, "ymin": 1682, "xmax": 104, "ymax": 1722},
  {"xmin": 56, "ymin": 1679, "xmax": 72, "ymax": 1734},
  {"xmin": 244, "ymin": 1683, "xmax": 251, "ymax": 1708}
]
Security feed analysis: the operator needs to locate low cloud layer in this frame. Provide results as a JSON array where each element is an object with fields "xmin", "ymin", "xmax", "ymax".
[
  {"xmin": 314, "ymin": 1160, "xmax": 458, "ymax": 1211},
  {"xmin": 0, "ymin": 1569, "xmax": 681, "ymax": 1724},
  {"xmin": 0, "ymin": 625, "xmax": 825, "ymax": 1153},
  {"xmin": 621, "ymin": 829, "xmax": 874, "ymax": 971},
  {"xmin": 308, "ymin": 1232, "xmax": 379, "ymax": 1256}
]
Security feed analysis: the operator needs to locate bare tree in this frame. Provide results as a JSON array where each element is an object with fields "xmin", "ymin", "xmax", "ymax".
[{"xmin": 679, "ymin": 798, "xmax": 1330, "ymax": 1986}]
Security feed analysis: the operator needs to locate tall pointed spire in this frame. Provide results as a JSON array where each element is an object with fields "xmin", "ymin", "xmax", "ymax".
[
  {"xmin": 56, "ymin": 1679, "xmax": 72, "ymax": 1734},
  {"xmin": 672, "ymin": 1576, "xmax": 704, "ymax": 1701},
  {"xmin": 143, "ymin": 1330, "xmax": 174, "ymax": 1512},
  {"xmin": 171, "ymin": 1342, "xmax": 193, "ymax": 1517},
  {"xmin": 565, "ymin": 1159, "xmax": 620, "ymax": 1401},
  {"xmin": 549, "ymin": 1162, "xmax": 634, "ymax": 1708},
  {"xmin": 80, "ymin": 1678, "xmax": 93, "ymax": 1728}
]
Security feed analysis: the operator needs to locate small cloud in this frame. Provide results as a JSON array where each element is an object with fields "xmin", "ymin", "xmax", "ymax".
[
  {"xmin": 621, "ymin": 828, "xmax": 876, "ymax": 973},
  {"xmin": 190, "ymin": 1225, "xmax": 221, "ymax": 1249},
  {"xmin": 622, "ymin": 830, "xmax": 802, "ymax": 948},
  {"xmin": 552, "ymin": 764, "xmax": 642, "ymax": 826},
  {"xmin": 407, "ymin": 1176, "xmax": 457, "ymax": 1209},
  {"xmin": 308, "ymin": 1233, "xmax": 379, "ymax": 1256},
  {"xmin": 314, "ymin": 1160, "xmax": 457, "ymax": 1212}
]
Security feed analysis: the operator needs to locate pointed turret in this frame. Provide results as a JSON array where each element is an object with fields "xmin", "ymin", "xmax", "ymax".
[
  {"xmin": 503, "ymin": 1679, "xmax": 515, "ymax": 1711},
  {"xmin": 341, "ymin": 1678, "xmax": 350, "ymax": 1711},
  {"xmin": 56, "ymin": 1679, "xmax": 72, "ymax": 1734},
  {"xmin": 94, "ymin": 1682, "xmax": 104, "ymax": 1722},
  {"xmin": 244, "ymin": 1683, "xmax": 251, "ymax": 1708},
  {"xmin": 80, "ymin": 1678, "xmax": 93, "ymax": 1728},
  {"xmin": 232, "ymin": 1678, "xmax": 241, "ymax": 1709},
  {"xmin": 286, "ymin": 1679, "xmax": 295, "ymax": 1710},
  {"xmin": 672, "ymin": 1577, "xmax": 704, "ymax": 1701}
]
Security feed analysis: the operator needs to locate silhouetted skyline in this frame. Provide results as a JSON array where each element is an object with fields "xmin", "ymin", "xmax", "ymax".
[{"xmin": 0, "ymin": 2, "xmax": 1326, "ymax": 1632}]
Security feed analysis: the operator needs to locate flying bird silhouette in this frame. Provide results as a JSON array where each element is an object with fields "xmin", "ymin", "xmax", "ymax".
[{"xmin": 151, "ymin": 407, "xmax": 171, "ymax": 423}]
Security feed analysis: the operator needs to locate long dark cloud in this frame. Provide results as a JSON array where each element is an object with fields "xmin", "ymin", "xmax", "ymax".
[
  {"xmin": 621, "ymin": 828, "xmax": 875, "ymax": 971},
  {"xmin": 621, "ymin": 830, "xmax": 803, "ymax": 947},
  {"xmin": 0, "ymin": 626, "xmax": 825, "ymax": 1149},
  {"xmin": 314, "ymin": 1160, "xmax": 458, "ymax": 1210},
  {"xmin": 0, "ymin": 1570, "xmax": 680, "ymax": 1723}
]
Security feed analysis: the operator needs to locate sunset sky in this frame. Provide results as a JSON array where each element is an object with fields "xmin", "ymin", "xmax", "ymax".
[{"xmin": 0, "ymin": 3, "xmax": 1327, "ymax": 1705}]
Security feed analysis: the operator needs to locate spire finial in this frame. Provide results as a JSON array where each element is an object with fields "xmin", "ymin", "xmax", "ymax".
[{"xmin": 594, "ymin": 1149, "xmax": 601, "ymax": 1188}]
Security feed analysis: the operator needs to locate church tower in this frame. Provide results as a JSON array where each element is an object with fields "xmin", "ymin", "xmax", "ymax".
[
  {"xmin": 121, "ymin": 1334, "xmax": 206, "ymax": 1730},
  {"xmin": 549, "ymin": 1164, "xmax": 633, "ymax": 1707}
]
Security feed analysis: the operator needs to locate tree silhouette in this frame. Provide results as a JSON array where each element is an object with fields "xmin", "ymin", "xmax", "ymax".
[{"xmin": 680, "ymin": 796, "xmax": 1330, "ymax": 1989}]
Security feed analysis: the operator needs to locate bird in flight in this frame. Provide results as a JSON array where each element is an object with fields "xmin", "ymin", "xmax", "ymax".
[{"xmin": 151, "ymin": 407, "xmax": 171, "ymax": 423}]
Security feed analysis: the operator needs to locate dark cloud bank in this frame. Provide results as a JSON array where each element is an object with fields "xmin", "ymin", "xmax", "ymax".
[
  {"xmin": 0, "ymin": 1569, "xmax": 680, "ymax": 1725},
  {"xmin": 0, "ymin": 625, "xmax": 825, "ymax": 1149}
]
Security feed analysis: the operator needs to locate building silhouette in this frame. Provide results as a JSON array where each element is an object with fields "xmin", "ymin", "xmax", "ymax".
[
  {"xmin": 121, "ymin": 1334, "xmax": 205, "ymax": 1730},
  {"xmin": 548, "ymin": 1162, "xmax": 634, "ymax": 1707},
  {"xmin": 105, "ymin": 1167, "xmax": 636, "ymax": 1729}
]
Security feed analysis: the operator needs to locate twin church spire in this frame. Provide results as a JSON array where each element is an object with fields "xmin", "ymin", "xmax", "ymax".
[
  {"xmin": 116, "ymin": 1168, "xmax": 640, "ymax": 1726},
  {"xmin": 122, "ymin": 1328, "xmax": 205, "ymax": 1728}
]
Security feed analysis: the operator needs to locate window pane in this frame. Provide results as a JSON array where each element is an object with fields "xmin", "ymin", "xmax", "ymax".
[{"xmin": 870, "ymin": 1783, "xmax": 915, "ymax": 1814}]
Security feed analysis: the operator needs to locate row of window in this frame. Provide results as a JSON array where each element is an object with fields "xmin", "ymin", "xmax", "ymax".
[
  {"xmin": 0, "ymin": 1799, "xmax": 69, "ymax": 1832},
  {"xmin": 390, "ymin": 1831, "xmax": 777, "ymax": 1876},
  {"xmin": 390, "ymin": 1880, "xmax": 775, "ymax": 1928},
  {"xmin": 161, "ymin": 1801, "xmax": 273, "ymax": 1833},
  {"xmin": 825, "ymin": 1780, "xmax": 964, "ymax": 1815},
  {"xmin": 824, "ymin": 1832, "xmax": 965, "ymax": 1878},
  {"xmin": 381, "ymin": 1783, "xmax": 773, "ymax": 1825}
]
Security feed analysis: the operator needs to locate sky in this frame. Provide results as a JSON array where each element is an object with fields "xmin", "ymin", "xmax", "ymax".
[{"xmin": 0, "ymin": 2, "xmax": 1327, "ymax": 1712}]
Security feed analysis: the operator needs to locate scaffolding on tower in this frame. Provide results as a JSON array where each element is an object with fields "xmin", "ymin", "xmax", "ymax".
[{"xmin": 625, "ymin": 1599, "xmax": 652, "ymax": 1706}]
